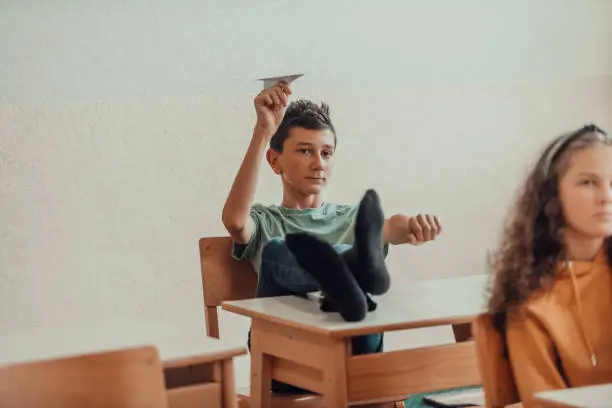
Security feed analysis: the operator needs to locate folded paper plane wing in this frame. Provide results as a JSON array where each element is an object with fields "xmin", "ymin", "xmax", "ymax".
[{"xmin": 257, "ymin": 73, "xmax": 304, "ymax": 88}]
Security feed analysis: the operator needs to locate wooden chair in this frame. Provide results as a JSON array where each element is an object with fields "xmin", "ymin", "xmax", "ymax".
[
  {"xmin": 199, "ymin": 236, "xmax": 326, "ymax": 407},
  {"xmin": 200, "ymin": 237, "xmax": 258, "ymax": 340},
  {"xmin": 0, "ymin": 345, "xmax": 168, "ymax": 408},
  {"xmin": 472, "ymin": 313, "xmax": 521, "ymax": 408}
]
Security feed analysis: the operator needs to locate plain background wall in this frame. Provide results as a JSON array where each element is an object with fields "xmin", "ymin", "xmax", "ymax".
[{"xmin": 2, "ymin": 0, "xmax": 612, "ymax": 387}]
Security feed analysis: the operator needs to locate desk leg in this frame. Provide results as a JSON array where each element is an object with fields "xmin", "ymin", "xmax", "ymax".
[
  {"xmin": 322, "ymin": 338, "xmax": 349, "ymax": 408},
  {"xmin": 250, "ymin": 324, "xmax": 271, "ymax": 408},
  {"xmin": 212, "ymin": 359, "xmax": 238, "ymax": 408}
]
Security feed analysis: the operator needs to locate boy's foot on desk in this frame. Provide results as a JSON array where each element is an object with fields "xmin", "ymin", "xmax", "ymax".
[
  {"xmin": 341, "ymin": 189, "xmax": 390, "ymax": 296},
  {"xmin": 286, "ymin": 232, "xmax": 368, "ymax": 322}
]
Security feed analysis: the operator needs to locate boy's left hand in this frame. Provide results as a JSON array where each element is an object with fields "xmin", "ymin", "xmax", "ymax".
[{"xmin": 384, "ymin": 213, "xmax": 442, "ymax": 246}]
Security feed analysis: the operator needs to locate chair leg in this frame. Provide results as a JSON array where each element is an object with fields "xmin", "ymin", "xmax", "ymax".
[{"xmin": 206, "ymin": 306, "xmax": 220, "ymax": 338}]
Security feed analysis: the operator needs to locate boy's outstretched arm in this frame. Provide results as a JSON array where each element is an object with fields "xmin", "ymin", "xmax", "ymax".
[
  {"xmin": 222, "ymin": 82, "xmax": 292, "ymax": 244},
  {"xmin": 382, "ymin": 213, "xmax": 442, "ymax": 246}
]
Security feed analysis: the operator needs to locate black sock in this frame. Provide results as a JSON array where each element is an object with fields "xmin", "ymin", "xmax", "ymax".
[
  {"xmin": 285, "ymin": 232, "xmax": 368, "ymax": 322},
  {"xmin": 319, "ymin": 293, "xmax": 376, "ymax": 312},
  {"xmin": 319, "ymin": 295, "xmax": 336, "ymax": 312},
  {"xmin": 341, "ymin": 189, "xmax": 390, "ymax": 295}
]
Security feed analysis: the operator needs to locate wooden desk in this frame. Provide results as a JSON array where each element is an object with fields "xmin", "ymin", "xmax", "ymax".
[
  {"xmin": 534, "ymin": 383, "xmax": 612, "ymax": 408},
  {"xmin": 222, "ymin": 274, "xmax": 487, "ymax": 407},
  {"xmin": 0, "ymin": 320, "xmax": 246, "ymax": 408}
]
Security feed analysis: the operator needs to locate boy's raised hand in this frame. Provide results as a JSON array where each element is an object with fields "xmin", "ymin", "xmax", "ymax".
[
  {"xmin": 384, "ymin": 213, "xmax": 442, "ymax": 246},
  {"xmin": 254, "ymin": 81, "xmax": 292, "ymax": 136}
]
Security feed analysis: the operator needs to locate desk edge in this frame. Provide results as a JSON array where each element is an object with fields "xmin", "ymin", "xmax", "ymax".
[{"xmin": 222, "ymin": 303, "xmax": 480, "ymax": 337}]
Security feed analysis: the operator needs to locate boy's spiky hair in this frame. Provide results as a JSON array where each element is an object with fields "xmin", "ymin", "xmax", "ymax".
[{"xmin": 269, "ymin": 99, "xmax": 336, "ymax": 152}]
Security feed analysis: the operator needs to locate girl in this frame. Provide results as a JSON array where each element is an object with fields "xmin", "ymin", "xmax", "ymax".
[{"xmin": 484, "ymin": 124, "xmax": 612, "ymax": 407}]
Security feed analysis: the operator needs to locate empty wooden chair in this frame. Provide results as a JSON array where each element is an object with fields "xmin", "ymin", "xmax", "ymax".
[
  {"xmin": 472, "ymin": 313, "xmax": 521, "ymax": 408},
  {"xmin": 0, "ymin": 345, "xmax": 168, "ymax": 408}
]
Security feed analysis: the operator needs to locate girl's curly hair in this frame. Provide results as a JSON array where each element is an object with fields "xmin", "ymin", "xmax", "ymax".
[{"xmin": 487, "ymin": 124, "xmax": 612, "ymax": 336}]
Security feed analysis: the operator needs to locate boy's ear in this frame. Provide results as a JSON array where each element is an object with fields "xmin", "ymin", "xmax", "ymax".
[{"xmin": 266, "ymin": 149, "xmax": 282, "ymax": 175}]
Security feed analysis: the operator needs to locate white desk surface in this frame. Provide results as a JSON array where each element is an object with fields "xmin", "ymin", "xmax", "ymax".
[
  {"xmin": 222, "ymin": 274, "xmax": 488, "ymax": 337},
  {"xmin": 534, "ymin": 383, "xmax": 612, "ymax": 408},
  {"xmin": 0, "ymin": 320, "xmax": 246, "ymax": 368}
]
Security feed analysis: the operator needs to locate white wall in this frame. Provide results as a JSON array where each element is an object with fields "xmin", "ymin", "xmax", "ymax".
[{"xmin": 2, "ymin": 0, "xmax": 612, "ymax": 387}]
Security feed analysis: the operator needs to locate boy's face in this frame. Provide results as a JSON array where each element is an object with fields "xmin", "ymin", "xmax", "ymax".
[{"xmin": 268, "ymin": 126, "xmax": 336, "ymax": 195}]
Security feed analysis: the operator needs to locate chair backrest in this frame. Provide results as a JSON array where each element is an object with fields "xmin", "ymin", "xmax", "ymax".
[
  {"xmin": 472, "ymin": 313, "xmax": 520, "ymax": 408},
  {"xmin": 0, "ymin": 345, "xmax": 168, "ymax": 408},
  {"xmin": 199, "ymin": 237, "xmax": 258, "ymax": 337}
]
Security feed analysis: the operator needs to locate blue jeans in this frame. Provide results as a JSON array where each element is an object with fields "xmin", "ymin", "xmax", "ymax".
[{"xmin": 247, "ymin": 237, "xmax": 384, "ymax": 394}]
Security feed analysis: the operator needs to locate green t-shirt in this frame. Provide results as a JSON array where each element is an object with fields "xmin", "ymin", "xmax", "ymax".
[{"xmin": 231, "ymin": 202, "xmax": 360, "ymax": 274}]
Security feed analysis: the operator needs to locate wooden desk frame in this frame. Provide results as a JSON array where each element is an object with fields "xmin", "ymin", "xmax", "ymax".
[
  {"xmin": 199, "ymin": 236, "xmax": 481, "ymax": 407},
  {"xmin": 225, "ymin": 305, "xmax": 479, "ymax": 408}
]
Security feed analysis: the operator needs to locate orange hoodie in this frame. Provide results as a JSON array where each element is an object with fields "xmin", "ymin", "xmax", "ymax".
[{"xmin": 506, "ymin": 248, "xmax": 612, "ymax": 407}]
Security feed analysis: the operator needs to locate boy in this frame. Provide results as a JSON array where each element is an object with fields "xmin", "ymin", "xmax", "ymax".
[{"xmin": 221, "ymin": 81, "xmax": 442, "ymax": 397}]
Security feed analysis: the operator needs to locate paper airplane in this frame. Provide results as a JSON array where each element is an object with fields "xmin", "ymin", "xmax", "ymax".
[{"xmin": 257, "ymin": 73, "xmax": 304, "ymax": 88}]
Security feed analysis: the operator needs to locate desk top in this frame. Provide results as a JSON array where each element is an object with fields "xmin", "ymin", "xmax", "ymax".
[
  {"xmin": 0, "ymin": 320, "xmax": 246, "ymax": 368},
  {"xmin": 222, "ymin": 274, "xmax": 488, "ymax": 337},
  {"xmin": 534, "ymin": 383, "xmax": 612, "ymax": 408}
]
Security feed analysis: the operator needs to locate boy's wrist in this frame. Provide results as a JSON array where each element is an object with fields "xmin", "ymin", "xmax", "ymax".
[
  {"xmin": 253, "ymin": 122, "xmax": 275, "ymax": 140},
  {"xmin": 382, "ymin": 219, "xmax": 393, "ymax": 245},
  {"xmin": 250, "ymin": 129, "xmax": 272, "ymax": 153}
]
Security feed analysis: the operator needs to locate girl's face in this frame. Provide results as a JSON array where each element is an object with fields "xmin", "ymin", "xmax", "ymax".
[{"xmin": 559, "ymin": 145, "xmax": 612, "ymax": 239}]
